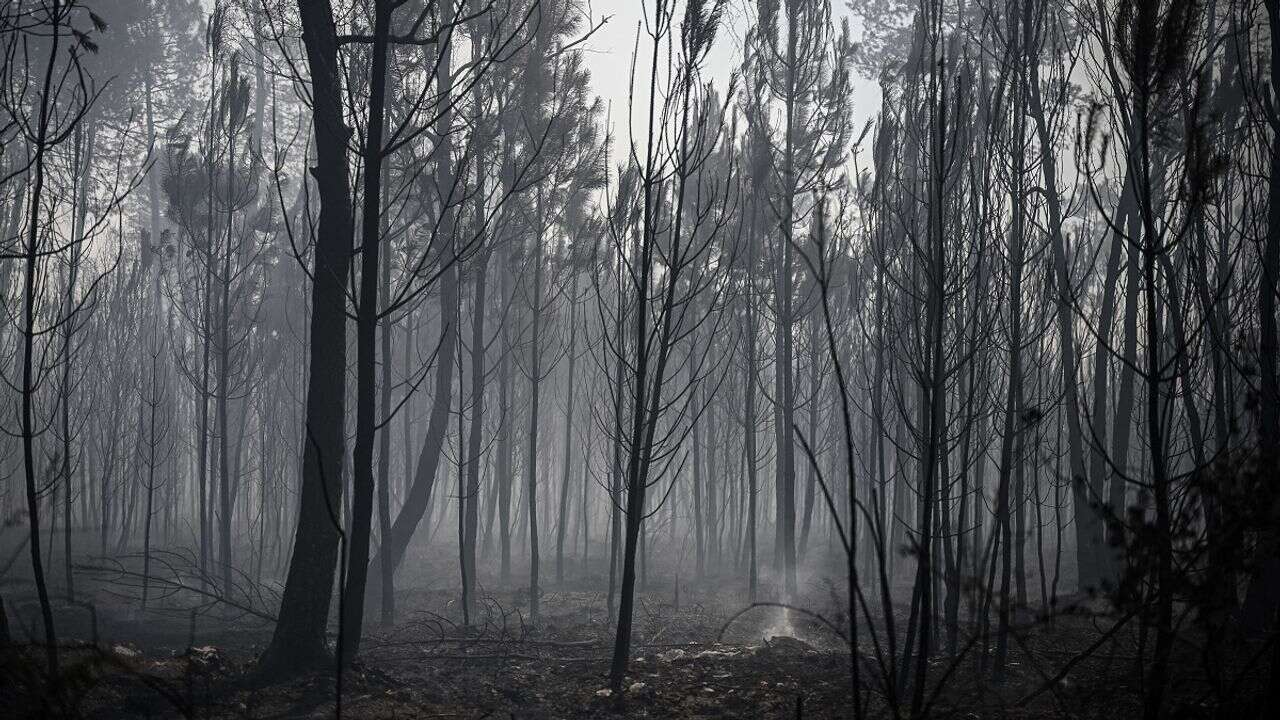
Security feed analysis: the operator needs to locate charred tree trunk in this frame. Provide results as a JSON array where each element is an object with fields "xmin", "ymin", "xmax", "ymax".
[
  {"xmin": 340, "ymin": 0, "xmax": 392, "ymax": 666},
  {"xmin": 260, "ymin": 0, "xmax": 355, "ymax": 673},
  {"xmin": 556, "ymin": 270, "xmax": 580, "ymax": 585},
  {"xmin": 526, "ymin": 188, "xmax": 547, "ymax": 622}
]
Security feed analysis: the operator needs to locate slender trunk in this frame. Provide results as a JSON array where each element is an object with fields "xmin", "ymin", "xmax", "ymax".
[
  {"xmin": 341, "ymin": 0, "xmax": 392, "ymax": 663},
  {"xmin": 776, "ymin": 80, "xmax": 798, "ymax": 599},
  {"xmin": 498, "ymin": 251, "xmax": 514, "ymax": 583},
  {"xmin": 376, "ymin": 58, "xmax": 396, "ymax": 628},
  {"xmin": 142, "ymin": 349, "xmax": 160, "ymax": 610},
  {"xmin": 706, "ymin": 391, "xmax": 719, "ymax": 568},
  {"xmin": 798, "ymin": 312, "xmax": 820, "ymax": 559},
  {"xmin": 218, "ymin": 100, "xmax": 237, "ymax": 599},
  {"xmin": 462, "ymin": 248, "xmax": 489, "ymax": 624},
  {"xmin": 402, "ymin": 315, "xmax": 415, "ymax": 510},
  {"xmin": 906, "ymin": 26, "xmax": 948, "ymax": 709},
  {"xmin": 22, "ymin": 12, "xmax": 64, "ymax": 676},
  {"xmin": 200, "ymin": 38, "xmax": 220, "ymax": 584},
  {"xmin": 526, "ymin": 189, "xmax": 547, "ymax": 622},
  {"xmin": 461, "ymin": 20, "xmax": 490, "ymax": 626},
  {"xmin": 581, "ymin": 442, "xmax": 590, "ymax": 573},
  {"xmin": 691, "ymin": 374, "xmax": 705, "ymax": 579},
  {"xmin": 373, "ymin": 283, "xmax": 455, "ymax": 568},
  {"xmin": 744, "ymin": 219, "xmax": 760, "ymax": 603},
  {"xmin": 369, "ymin": 6, "xmax": 459, "ymax": 596},
  {"xmin": 62, "ymin": 121, "xmax": 92, "ymax": 602},
  {"xmin": 607, "ymin": 246, "xmax": 625, "ymax": 619},
  {"xmin": 198, "ymin": 242, "xmax": 212, "ymax": 583},
  {"xmin": 1027, "ymin": 52, "xmax": 1092, "ymax": 594},
  {"xmin": 556, "ymin": 270, "xmax": 580, "ymax": 584},
  {"xmin": 1133, "ymin": 17, "xmax": 1173, "ymax": 710},
  {"xmin": 612, "ymin": 14, "xmax": 685, "ymax": 688}
]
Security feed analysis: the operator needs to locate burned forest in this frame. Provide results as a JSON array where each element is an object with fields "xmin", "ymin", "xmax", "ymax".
[{"xmin": 3, "ymin": 0, "xmax": 1280, "ymax": 717}]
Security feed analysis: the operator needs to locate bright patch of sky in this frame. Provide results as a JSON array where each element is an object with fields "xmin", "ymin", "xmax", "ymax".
[{"xmin": 578, "ymin": 1, "xmax": 882, "ymax": 163}]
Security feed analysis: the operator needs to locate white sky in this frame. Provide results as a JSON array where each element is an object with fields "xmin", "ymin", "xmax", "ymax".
[{"xmin": 578, "ymin": 0, "xmax": 882, "ymax": 159}]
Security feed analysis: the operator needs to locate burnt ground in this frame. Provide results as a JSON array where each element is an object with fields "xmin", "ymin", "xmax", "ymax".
[{"xmin": 1, "ymin": 551, "xmax": 1272, "ymax": 719}]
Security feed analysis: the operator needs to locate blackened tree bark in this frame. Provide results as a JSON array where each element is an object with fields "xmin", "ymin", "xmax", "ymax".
[
  {"xmin": 610, "ymin": 0, "xmax": 729, "ymax": 690},
  {"xmin": 368, "ymin": 0, "xmax": 461, "ymax": 606},
  {"xmin": 376, "ymin": 100, "xmax": 395, "ymax": 627},
  {"xmin": 20, "ymin": 6, "xmax": 65, "ymax": 678},
  {"xmin": 610, "ymin": 4, "xmax": 672, "ymax": 686},
  {"xmin": 260, "ymin": 0, "xmax": 355, "ymax": 674},
  {"xmin": 555, "ymin": 266, "xmax": 581, "ymax": 585},
  {"xmin": 341, "ymin": 0, "xmax": 393, "ymax": 666},
  {"xmin": 994, "ymin": 11, "xmax": 1029, "ymax": 678},
  {"xmin": 374, "ymin": 272, "xmax": 458, "ymax": 586},
  {"xmin": 526, "ymin": 187, "xmax": 547, "ymax": 622},
  {"xmin": 61, "ymin": 120, "xmax": 93, "ymax": 603},
  {"xmin": 497, "ymin": 242, "xmax": 515, "ymax": 584},
  {"xmin": 462, "ymin": 217, "xmax": 489, "ymax": 626}
]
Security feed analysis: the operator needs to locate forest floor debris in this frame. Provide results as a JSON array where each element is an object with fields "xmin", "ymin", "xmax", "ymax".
[{"xmin": 1, "ymin": 567, "xmax": 1271, "ymax": 718}]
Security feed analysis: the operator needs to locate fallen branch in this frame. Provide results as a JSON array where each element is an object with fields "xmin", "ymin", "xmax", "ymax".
[{"xmin": 73, "ymin": 562, "xmax": 277, "ymax": 623}]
